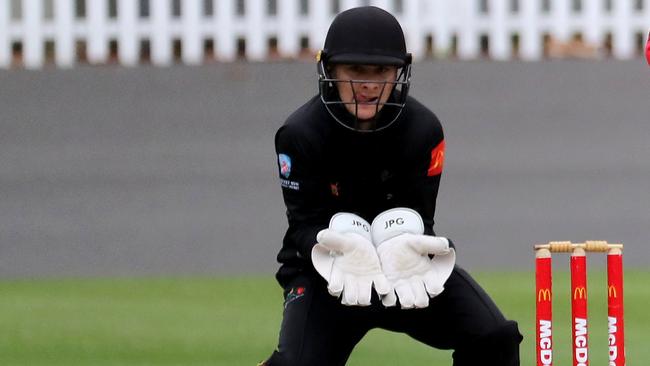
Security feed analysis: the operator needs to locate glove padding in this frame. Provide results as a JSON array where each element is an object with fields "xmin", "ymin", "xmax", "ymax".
[
  {"xmin": 312, "ymin": 213, "xmax": 391, "ymax": 306},
  {"xmin": 371, "ymin": 208, "xmax": 456, "ymax": 309}
]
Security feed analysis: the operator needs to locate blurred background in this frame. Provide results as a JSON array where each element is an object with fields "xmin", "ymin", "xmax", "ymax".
[
  {"xmin": 1, "ymin": 0, "xmax": 648, "ymax": 277},
  {"xmin": 1, "ymin": 1, "xmax": 649, "ymax": 365}
]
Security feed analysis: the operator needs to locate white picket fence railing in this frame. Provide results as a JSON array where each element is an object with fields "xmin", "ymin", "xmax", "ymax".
[{"xmin": 1, "ymin": 0, "xmax": 649, "ymax": 69}]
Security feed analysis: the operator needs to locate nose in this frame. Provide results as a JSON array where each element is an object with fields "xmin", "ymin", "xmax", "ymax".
[{"xmin": 359, "ymin": 79, "xmax": 381, "ymax": 91}]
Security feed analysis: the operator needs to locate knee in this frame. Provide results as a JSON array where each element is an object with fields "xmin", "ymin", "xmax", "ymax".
[
  {"xmin": 484, "ymin": 320, "xmax": 523, "ymax": 347},
  {"xmin": 454, "ymin": 320, "xmax": 523, "ymax": 366}
]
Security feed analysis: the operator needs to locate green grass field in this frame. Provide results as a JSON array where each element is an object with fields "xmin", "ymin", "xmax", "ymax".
[{"xmin": 1, "ymin": 270, "xmax": 647, "ymax": 366}]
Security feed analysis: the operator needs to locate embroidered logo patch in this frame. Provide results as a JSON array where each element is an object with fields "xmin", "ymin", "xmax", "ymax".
[
  {"xmin": 278, "ymin": 154, "xmax": 299, "ymax": 190},
  {"xmin": 330, "ymin": 182, "xmax": 340, "ymax": 197},
  {"xmin": 284, "ymin": 286, "xmax": 306, "ymax": 308},
  {"xmin": 278, "ymin": 154, "xmax": 292, "ymax": 178}
]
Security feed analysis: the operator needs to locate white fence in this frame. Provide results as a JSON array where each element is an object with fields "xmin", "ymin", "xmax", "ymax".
[{"xmin": 1, "ymin": 0, "xmax": 649, "ymax": 69}]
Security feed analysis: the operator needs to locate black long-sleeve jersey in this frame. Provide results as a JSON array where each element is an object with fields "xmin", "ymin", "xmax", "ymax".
[{"xmin": 274, "ymin": 95, "xmax": 445, "ymax": 286}]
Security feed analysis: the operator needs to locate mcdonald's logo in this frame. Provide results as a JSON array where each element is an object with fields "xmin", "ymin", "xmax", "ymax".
[
  {"xmin": 574, "ymin": 287, "xmax": 587, "ymax": 300},
  {"xmin": 608, "ymin": 285, "xmax": 618, "ymax": 298},
  {"xmin": 538, "ymin": 289, "xmax": 552, "ymax": 302}
]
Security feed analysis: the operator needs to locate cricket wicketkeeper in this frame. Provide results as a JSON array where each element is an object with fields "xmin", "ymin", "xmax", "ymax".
[{"xmin": 261, "ymin": 6, "xmax": 523, "ymax": 365}]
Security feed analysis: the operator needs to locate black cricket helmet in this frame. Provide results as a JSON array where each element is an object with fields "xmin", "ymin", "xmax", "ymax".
[{"xmin": 317, "ymin": 6, "xmax": 412, "ymax": 132}]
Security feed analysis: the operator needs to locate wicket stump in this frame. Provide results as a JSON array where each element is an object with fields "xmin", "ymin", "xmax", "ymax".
[{"xmin": 535, "ymin": 241, "xmax": 625, "ymax": 366}]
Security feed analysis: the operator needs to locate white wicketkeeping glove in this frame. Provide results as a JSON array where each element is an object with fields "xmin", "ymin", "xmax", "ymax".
[
  {"xmin": 311, "ymin": 213, "xmax": 391, "ymax": 306},
  {"xmin": 371, "ymin": 208, "xmax": 456, "ymax": 309}
]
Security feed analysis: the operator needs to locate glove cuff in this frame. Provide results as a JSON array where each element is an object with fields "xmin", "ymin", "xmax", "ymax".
[
  {"xmin": 371, "ymin": 207, "xmax": 424, "ymax": 246},
  {"xmin": 328, "ymin": 212, "xmax": 372, "ymax": 242}
]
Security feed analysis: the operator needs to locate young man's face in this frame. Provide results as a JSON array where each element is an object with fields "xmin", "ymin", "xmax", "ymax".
[{"xmin": 333, "ymin": 64, "xmax": 398, "ymax": 123}]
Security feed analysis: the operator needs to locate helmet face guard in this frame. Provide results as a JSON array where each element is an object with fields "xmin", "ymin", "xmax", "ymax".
[{"xmin": 317, "ymin": 57, "xmax": 412, "ymax": 133}]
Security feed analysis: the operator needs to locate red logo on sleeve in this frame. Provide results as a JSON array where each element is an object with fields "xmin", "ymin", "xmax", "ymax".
[{"xmin": 427, "ymin": 140, "xmax": 445, "ymax": 176}]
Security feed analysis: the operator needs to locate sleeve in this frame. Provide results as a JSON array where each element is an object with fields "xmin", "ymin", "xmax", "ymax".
[
  {"xmin": 422, "ymin": 136, "xmax": 445, "ymax": 236},
  {"xmin": 275, "ymin": 125, "xmax": 331, "ymax": 260},
  {"xmin": 398, "ymin": 115, "xmax": 445, "ymax": 237}
]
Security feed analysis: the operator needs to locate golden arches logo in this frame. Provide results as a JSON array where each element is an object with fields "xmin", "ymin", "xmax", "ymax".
[
  {"xmin": 573, "ymin": 287, "xmax": 587, "ymax": 300},
  {"xmin": 538, "ymin": 289, "xmax": 552, "ymax": 302},
  {"xmin": 608, "ymin": 285, "xmax": 618, "ymax": 298}
]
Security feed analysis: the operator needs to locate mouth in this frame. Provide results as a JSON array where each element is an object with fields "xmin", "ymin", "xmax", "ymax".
[{"xmin": 354, "ymin": 95, "xmax": 379, "ymax": 104}]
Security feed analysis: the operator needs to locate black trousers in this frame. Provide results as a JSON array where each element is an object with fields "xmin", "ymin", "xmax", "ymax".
[{"xmin": 262, "ymin": 266, "xmax": 522, "ymax": 366}]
